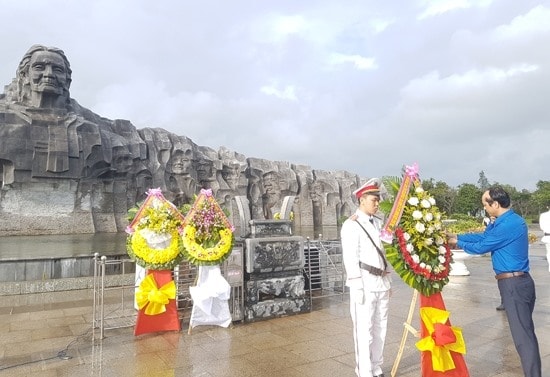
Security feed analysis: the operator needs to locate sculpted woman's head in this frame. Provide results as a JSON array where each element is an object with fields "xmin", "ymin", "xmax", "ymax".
[{"xmin": 13, "ymin": 44, "xmax": 72, "ymax": 108}]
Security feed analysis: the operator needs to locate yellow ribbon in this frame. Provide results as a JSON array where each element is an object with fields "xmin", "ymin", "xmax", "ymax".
[
  {"xmin": 416, "ymin": 307, "xmax": 467, "ymax": 372},
  {"xmin": 135, "ymin": 274, "xmax": 176, "ymax": 316}
]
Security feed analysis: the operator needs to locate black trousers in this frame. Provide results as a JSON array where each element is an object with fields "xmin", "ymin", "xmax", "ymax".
[{"xmin": 498, "ymin": 273, "xmax": 541, "ymax": 377}]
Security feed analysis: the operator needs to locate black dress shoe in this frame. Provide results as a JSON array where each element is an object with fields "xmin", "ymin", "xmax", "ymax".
[
  {"xmin": 496, "ymin": 304, "xmax": 505, "ymax": 311},
  {"xmin": 374, "ymin": 374, "xmax": 384, "ymax": 377}
]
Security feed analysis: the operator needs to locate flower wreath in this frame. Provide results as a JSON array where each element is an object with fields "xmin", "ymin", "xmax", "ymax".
[
  {"xmin": 181, "ymin": 189, "xmax": 235, "ymax": 266},
  {"xmin": 126, "ymin": 188, "xmax": 186, "ymax": 270},
  {"xmin": 384, "ymin": 184, "xmax": 453, "ymax": 296},
  {"xmin": 182, "ymin": 226, "xmax": 233, "ymax": 265},
  {"xmin": 127, "ymin": 229, "xmax": 185, "ymax": 270}
]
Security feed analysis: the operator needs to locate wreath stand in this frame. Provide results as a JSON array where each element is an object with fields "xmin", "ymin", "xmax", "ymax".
[
  {"xmin": 391, "ymin": 289, "xmax": 420, "ymax": 377},
  {"xmin": 187, "ymin": 265, "xmax": 232, "ymax": 334},
  {"xmin": 391, "ymin": 290, "xmax": 469, "ymax": 377},
  {"xmin": 134, "ymin": 269, "xmax": 180, "ymax": 336}
]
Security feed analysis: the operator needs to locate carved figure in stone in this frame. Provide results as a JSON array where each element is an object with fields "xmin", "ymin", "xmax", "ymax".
[
  {"xmin": 165, "ymin": 135, "xmax": 197, "ymax": 207},
  {"xmin": 334, "ymin": 170, "xmax": 360, "ymax": 224},
  {"xmin": 246, "ymin": 157, "xmax": 272, "ymax": 219},
  {"xmin": 246, "ymin": 158, "xmax": 299, "ymax": 220},
  {"xmin": 195, "ymin": 146, "xmax": 221, "ymax": 196},
  {"xmin": 262, "ymin": 170, "xmax": 281, "ymax": 219},
  {"xmin": 218, "ymin": 147, "xmax": 247, "ymax": 193},
  {"xmin": 9, "ymin": 44, "xmax": 72, "ymax": 109},
  {"xmin": 291, "ymin": 164, "xmax": 314, "ymax": 229},
  {"xmin": 310, "ymin": 170, "xmax": 340, "ymax": 230},
  {"xmin": 216, "ymin": 147, "xmax": 247, "ymax": 226},
  {"xmin": 0, "ymin": 44, "xmax": 367, "ymax": 236}
]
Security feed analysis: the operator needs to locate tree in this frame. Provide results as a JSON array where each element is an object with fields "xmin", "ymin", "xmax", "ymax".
[
  {"xmin": 530, "ymin": 180, "xmax": 550, "ymax": 213},
  {"xmin": 423, "ymin": 178, "xmax": 456, "ymax": 215},
  {"xmin": 454, "ymin": 183, "xmax": 482, "ymax": 216},
  {"xmin": 478, "ymin": 171, "xmax": 490, "ymax": 190}
]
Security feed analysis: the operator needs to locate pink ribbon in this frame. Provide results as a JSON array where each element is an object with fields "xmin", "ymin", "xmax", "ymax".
[
  {"xmin": 146, "ymin": 188, "xmax": 163, "ymax": 196},
  {"xmin": 200, "ymin": 188, "xmax": 213, "ymax": 197},
  {"xmin": 405, "ymin": 163, "xmax": 419, "ymax": 178},
  {"xmin": 379, "ymin": 229, "xmax": 393, "ymax": 244}
]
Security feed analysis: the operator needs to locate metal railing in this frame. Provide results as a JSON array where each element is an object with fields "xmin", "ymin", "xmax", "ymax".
[
  {"xmin": 92, "ymin": 246, "xmax": 244, "ymax": 339},
  {"xmin": 303, "ymin": 239, "xmax": 346, "ymax": 307}
]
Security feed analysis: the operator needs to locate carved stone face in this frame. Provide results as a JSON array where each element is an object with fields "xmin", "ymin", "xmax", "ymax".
[
  {"xmin": 263, "ymin": 172, "xmax": 279, "ymax": 194},
  {"xmin": 222, "ymin": 163, "xmax": 240, "ymax": 189},
  {"xmin": 310, "ymin": 182, "xmax": 323, "ymax": 203},
  {"xmin": 112, "ymin": 147, "xmax": 133, "ymax": 174},
  {"xmin": 196, "ymin": 159, "xmax": 213, "ymax": 181},
  {"xmin": 171, "ymin": 150, "xmax": 192, "ymax": 175},
  {"xmin": 263, "ymin": 172, "xmax": 281, "ymax": 205},
  {"xmin": 29, "ymin": 51, "xmax": 68, "ymax": 96}
]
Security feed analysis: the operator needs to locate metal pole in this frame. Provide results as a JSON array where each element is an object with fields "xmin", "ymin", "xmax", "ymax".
[{"xmin": 100, "ymin": 255, "xmax": 107, "ymax": 340}]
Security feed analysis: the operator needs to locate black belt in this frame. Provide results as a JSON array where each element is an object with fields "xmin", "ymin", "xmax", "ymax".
[{"xmin": 359, "ymin": 262, "xmax": 386, "ymax": 276}]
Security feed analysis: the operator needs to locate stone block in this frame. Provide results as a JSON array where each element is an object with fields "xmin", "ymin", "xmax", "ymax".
[
  {"xmin": 245, "ymin": 274, "xmax": 306, "ymax": 305},
  {"xmin": 249, "ymin": 220, "xmax": 293, "ymax": 238},
  {"xmin": 245, "ymin": 236, "xmax": 304, "ymax": 273}
]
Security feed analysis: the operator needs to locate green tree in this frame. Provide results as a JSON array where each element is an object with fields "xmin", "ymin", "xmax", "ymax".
[
  {"xmin": 423, "ymin": 178, "xmax": 456, "ymax": 215},
  {"xmin": 454, "ymin": 183, "xmax": 482, "ymax": 216},
  {"xmin": 531, "ymin": 180, "xmax": 550, "ymax": 213},
  {"xmin": 478, "ymin": 170, "xmax": 490, "ymax": 190}
]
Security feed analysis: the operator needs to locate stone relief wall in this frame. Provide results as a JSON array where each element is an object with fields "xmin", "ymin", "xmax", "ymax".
[{"xmin": 0, "ymin": 45, "xmax": 365, "ymax": 236}]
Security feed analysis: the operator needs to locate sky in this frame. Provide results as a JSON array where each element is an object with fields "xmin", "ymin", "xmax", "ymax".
[{"xmin": 1, "ymin": 0, "xmax": 549, "ymax": 191}]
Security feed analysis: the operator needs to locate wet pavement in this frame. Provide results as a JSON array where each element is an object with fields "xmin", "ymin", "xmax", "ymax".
[{"xmin": 1, "ymin": 241, "xmax": 549, "ymax": 376}]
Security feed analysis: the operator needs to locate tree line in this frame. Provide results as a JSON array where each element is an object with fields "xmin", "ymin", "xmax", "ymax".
[{"xmin": 421, "ymin": 171, "xmax": 550, "ymax": 223}]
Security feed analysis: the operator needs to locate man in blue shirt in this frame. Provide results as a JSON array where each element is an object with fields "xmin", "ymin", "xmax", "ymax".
[{"xmin": 447, "ymin": 186, "xmax": 541, "ymax": 377}]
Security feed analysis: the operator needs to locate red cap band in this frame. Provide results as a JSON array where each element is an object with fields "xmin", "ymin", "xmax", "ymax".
[{"xmin": 355, "ymin": 185, "xmax": 379, "ymax": 198}]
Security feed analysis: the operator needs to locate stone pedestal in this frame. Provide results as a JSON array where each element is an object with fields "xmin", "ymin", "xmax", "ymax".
[
  {"xmin": 244, "ymin": 220, "xmax": 308, "ymax": 321},
  {"xmin": 449, "ymin": 249, "xmax": 471, "ymax": 276}
]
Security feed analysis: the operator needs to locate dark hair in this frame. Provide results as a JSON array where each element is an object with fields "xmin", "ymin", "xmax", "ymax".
[{"xmin": 487, "ymin": 186, "xmax": 510, "ymax": 208}]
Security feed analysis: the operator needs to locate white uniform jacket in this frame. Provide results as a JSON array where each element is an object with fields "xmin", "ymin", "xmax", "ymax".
[{"xmin": 341, "ymin": 210, "xmax": 391, "ymax": 292}]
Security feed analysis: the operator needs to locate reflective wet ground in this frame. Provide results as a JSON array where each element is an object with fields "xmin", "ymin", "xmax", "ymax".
[{"xmin": 1, "ymin": 241, "xmax": 549, "ymax": 376}]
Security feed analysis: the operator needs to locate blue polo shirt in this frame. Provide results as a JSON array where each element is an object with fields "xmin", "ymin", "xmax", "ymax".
[{"xmin": 457, "ymin": 209, "xmax": 529, "ymax": 274}]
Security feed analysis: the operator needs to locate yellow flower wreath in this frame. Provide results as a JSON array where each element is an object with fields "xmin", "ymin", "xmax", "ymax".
[
  {"xmin": 182, "ymin": 225, "xmax": 233, "ymax": 265},
  {"xmin": 129, "ymin": 229, "xmax": 184, "ymax": 268}
]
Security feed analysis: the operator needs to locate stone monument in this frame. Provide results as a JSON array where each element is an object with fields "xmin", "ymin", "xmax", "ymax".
[{"xmin": 0, "ymin": 45, "xmax": 365, "ymax": 237}]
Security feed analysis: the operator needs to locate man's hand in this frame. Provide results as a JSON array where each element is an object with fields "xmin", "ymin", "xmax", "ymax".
[{"xmin": 446, "ymin": 232, "xmax": 458, "ymax": 247}]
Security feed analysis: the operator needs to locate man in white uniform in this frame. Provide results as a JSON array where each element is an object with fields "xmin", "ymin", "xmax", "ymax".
[
  {"xmin": 539, "ymin": 207, "xmax": 550, "ymax": 272},
  {"xmin": 341, "ymin": 178, "xmax": 391, "ymax": 377}
]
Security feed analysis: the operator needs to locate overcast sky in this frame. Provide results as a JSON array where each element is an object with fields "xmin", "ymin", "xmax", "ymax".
[{"xmin": 2, "ymin": 0, "xmax": 549, "ymax": 191}]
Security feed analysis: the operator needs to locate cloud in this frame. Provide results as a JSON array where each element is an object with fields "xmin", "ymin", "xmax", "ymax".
[
  {"xmin": 0, "ymin": 0, "xmax": 548, "ymax": 191},
  {"xmin": 327, "ymin": 53, "xmax": 378, "ymax": 70},
  {"xmin": 417, "ymin": 0, "xmax": 493, "ymax": 20}
]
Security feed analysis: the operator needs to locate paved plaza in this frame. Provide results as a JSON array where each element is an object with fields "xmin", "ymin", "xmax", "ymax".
[{"xmin": 1, "ymin": 239, "xmax": 549, "ymax": 376}]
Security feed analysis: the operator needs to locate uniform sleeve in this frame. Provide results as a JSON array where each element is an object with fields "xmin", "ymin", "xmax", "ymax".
[{"xmin": 341, "ymin": 220, "xmax": 363, "ymax": 289}]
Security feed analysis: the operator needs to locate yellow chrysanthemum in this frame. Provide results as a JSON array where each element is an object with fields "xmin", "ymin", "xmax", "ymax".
[{"xmin": 182, "ymin": 224, "xmax": 233, "ymax": 265}]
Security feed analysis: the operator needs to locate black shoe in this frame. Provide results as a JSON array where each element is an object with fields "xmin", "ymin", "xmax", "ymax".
[
  {"xmin": 496, "ymin": 304, "xmax": 505, "ymax": 311},
  {"xmin": 374, "ymin": 374, "xmax": 384, "ymax": 377}
]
